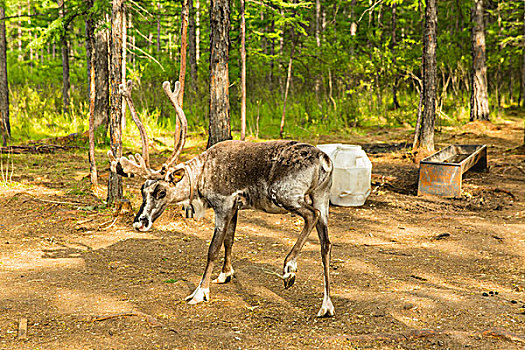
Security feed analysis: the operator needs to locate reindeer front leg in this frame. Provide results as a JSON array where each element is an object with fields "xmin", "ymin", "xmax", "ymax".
[
  {"xmin": 213, "ymin": 210, "xmax": 238, "ymax": 284},
  {"xmin": 186, "ymin": 207, "xmax": 237, "ymax": 304}
]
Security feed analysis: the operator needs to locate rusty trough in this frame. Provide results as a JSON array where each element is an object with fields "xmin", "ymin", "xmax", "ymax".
[{"xmin": 417, "ymin": 144, "xmax": 487, "ymax": 197}]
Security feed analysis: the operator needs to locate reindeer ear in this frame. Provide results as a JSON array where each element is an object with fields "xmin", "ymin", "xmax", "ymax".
[{"xmin": 166, "ymin": 167, "xmax": 185, "ymax": 183}]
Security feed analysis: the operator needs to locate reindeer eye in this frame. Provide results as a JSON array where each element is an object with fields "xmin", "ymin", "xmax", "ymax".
[{"xmin": 157, "ymin": 190, "xmax": 166, "ymax": 199}]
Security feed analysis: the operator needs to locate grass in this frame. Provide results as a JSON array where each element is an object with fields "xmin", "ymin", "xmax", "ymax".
[
  {"xmin": 5, "ymin": 81, "xmax": 523, "ymax": 153},
  {"xmin": 0, "ymin": 147, "xmax": 16, "ymax": 188}
]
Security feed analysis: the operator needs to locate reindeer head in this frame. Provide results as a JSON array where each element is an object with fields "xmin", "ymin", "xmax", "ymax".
[
  {"xmin": 108, "ymin": 80, "xmax": 190, "ymax": 232},
  {"xmin": 131, "ymin": 167, "xmax": 187, "ymax": 231}
]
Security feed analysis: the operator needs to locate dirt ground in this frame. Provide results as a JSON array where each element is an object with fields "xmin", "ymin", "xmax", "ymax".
[{"xmin": 1, "ymin": 118, "xmax": 524, "ymax": 349}]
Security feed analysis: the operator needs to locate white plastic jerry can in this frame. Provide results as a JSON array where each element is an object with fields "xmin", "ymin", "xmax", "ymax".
[{"xmin": 317, "ymin": 144, "xmax": 372, "ymax": 206}]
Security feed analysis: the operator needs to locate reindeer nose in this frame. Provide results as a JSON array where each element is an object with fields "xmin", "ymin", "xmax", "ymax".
[{"xmin": 133, "ymin": 216, "xmax": 150, "ymax": 231}]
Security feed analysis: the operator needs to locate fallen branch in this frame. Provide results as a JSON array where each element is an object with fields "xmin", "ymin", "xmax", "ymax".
[
  {"xmin": 0, "ymin": 144, "xmax": 85, "ymax": 154},
  {"xmin": 99, "ymin": 217, "xmax": 119, "ymax": 231},
  {"xmin": 248, "ymin": 265, "xmax": 286, "ymax": 279},
  {"xmin": 363, "ymin": 242, "xmax": 401, "ymax": 246},
  {"xmin": 93, "ymin": 311, "xmax": 163, "ymax": 327},
  {"xmin": 377, "ymin": 249, "xmax": 411, "ymax": 256}
]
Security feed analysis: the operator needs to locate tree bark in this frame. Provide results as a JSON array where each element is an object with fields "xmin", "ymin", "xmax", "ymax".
[
  {"xmin": 157, "ymin": 1, "xmax": 161, "ymax": 53},
  {"xmin": 269, "ymin": 18, "xmax": 275, "ymax": 88},
  {"xmin": 85, "ymin": 0, "xmax": 94, "ymax": 92},
  {"xmin": 86, "ymin": 0, "xmax": 98, "ymax": 187},
  {"xmin": 0, "ymin": 6, "xmax": 9, "ymax": 147},
  {"xmin": 413, "ymin": 0, "xmax": 437, "ymax": 155},
  {"xmin": 280, "ymin": 40, "xmax": 295, "ymax": 139},
  {"xmin": 240, "ymin": 0, "xmax": 247, "ymax": 141},
  {"xmin": 121, "ymin": 12, "xmax": 127, "ymax": 130},
  {"xmin": 520, "ymin": 3, "xmax": 525, "ymax": 108},
  {"xmin": 88, "ymin": 52, "xmax": 98, "ymax": 187},
  {"xmin": 207, "ymin": 0, "xmax": 232, "ymax": 148},
  {"xmin": 107, "ymin": 0, "xmax": 126, "ymax": 205},
  {"xmin": 196, "ymin": 0, "xmax": 200, "ymax": 61},
  {"xmin": 350, "ymin": 0, "xmax": 357, "ymax": 54},
  {"xmin": 58, "ymin": 0, "xmax": 70, "ymax": 114},
  {"xmin": 314, "ymin": 0, "xmax": 321, "ymax": 101},
  {"xmin": 391, "ymin": 1, "xmax": 400, "ymax": 110},
  {"xmin": 179, "ymin": 0, "xmax": 189, "ymax": 107},
  {"xmin": 508, "ymin": 56, "xmax": 514, "ymax": 104},
  {"xmin": 94, "ymin": 23, "xmax": 110, "ymax": 137},
  {"xmin": 470, "ymin": 0, "xmax": 490, "ymax": 121},
  {"xmin": 188, "ymin": 0, "xmax": 198, "ymax": 93},
  {"xmin": 18, "ymin": 5, "xmax": 22, "ymax": 61}
]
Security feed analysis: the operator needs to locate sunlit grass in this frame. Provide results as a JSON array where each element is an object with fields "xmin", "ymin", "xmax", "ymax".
[{"xmin": 5, "ymin": 82, "xmax": 523, "ymax": 149}]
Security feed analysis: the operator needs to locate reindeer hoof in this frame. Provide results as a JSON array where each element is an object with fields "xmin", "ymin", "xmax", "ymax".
[
  {"xmin": 316, "ymin": 296, "xmax": 335, "ymax": 317},
  {"xmin": 282, "ymin": 260, "xmax": 297, "ymax": 289},
  {"xmin": 185, "ymin": 287, "xmax": 209, "ymax": 304},
  {"xmin": 283, "ymin": 273, "xmax": 296, "ymax": 289},
  {"xmin": 212, "ymin": 269, "xmax": 234, "ymax": 284}
]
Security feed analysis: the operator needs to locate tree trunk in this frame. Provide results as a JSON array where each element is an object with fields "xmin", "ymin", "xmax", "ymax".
[
  {"xmin": 240, "ymin": 0, "xmax": 246, "ymax": 141},
  {"xmin": 207, "ymin": 0, "xmax": 232, "ymax": 148},
  {"xmin": 86, "ymin": 0, "xmax": 98, "ymax": 187},
  {"xmin": 18, "ymin": 5, "xmax": 22, "ymax": 61},
  {"xmin": 280, "ymin": 40, "xmax": 295, "ymax": 139},
  {"xmin": 107, "ymin": 0, "xmax": 126, "ymax": 205},
  {"xmin": 157, "ymin": 1, "xmax": 161, "ymax": 52},
  {"xmin": 28, "ymin": 0, "xmax": 33, "ymax": 70},
  {"xmin": 278, "ymin": 7, "xmax": 285, "ymax": 95},
  {"xmin": 269, "ymin": 19, "xmax": 275, "ymax": 88},
  {"xmin": 58, "ymin": 0, "xmax": 70, "ymax": 114},
  {"xmin": 0, "ymin": 6, "xmax": 9, "ymax": 147},
  {"xmin": 121, "ymin": 13, "xmax": 127, "ymax": 130},
  {"xmin": 86, "ymin": 16, "xmax": 93, "ymax": 92},
  {"xmin": 179, "ymin": 0, "xmax": 189, "ymax": 107},
  {"xmin": 94, "ymin": 21, "xmax": 110, "ymax": 140},
  {"xmin": 391, "ymin": 1, "xmax": 400, "ymax": 110},
  {"xmin": 88, "ymin": 51, "xmax": 98, "ymax": 187},
  {"xmin": 349, "ymin": 0, "xmax": 357, "ymax": 55},
  {"xmin": 521, "ymin": 4, "xmax": 525, "ymax": 108},
  {"xmin": 188, "ymin": 0, "xmax": 198, "ymax": 93},
  {"xmin": 470, "ymin": 0, "xmax": 490, "ymax": 121},
  {"xmin": 314, "ymin": 0, "xmax": 321, "ymax": 101},
  {"xmin": 196, "ymin": 0, "xmax": 200, "ymax": 61},
  {"xmin": 413, "ymin": 0, "xmax": 437, "ymax": 156},
  {"xmin": 508, "ymin": 56, "xmax": 514, "ymax": 104}
]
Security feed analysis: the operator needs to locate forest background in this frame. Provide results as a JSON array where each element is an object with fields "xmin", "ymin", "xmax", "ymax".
[{"xmin": 0, "ymin": 0, "xmax": 523, "ymax": 155}]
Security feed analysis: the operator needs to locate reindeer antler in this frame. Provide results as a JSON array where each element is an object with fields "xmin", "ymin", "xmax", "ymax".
[
  {"xmin": 120, "ymin": 80, "xmax": 150, "ymax": 167},
  {"xmin": 107, "ymin": 80, "xmax": 159, "ymax": 179},
  {"xmin": 107, "ymin": 150, "xmax": 162, "ymax": 179},
  {"xmin": 108, "ymin": 80, "xmax": 188, "ymax": 180},
  {"xmin": 162, "ymin": 81, "xmax": 188, "ymax": 169}
]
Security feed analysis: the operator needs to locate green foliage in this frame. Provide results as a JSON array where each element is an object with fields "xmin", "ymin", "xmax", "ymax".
[
  {"xmin": 2, "ymin": 0, "xmax": 523, "ymax": 146},
  {"xmin": 9, "ymin": 84, "xmax": 88, "ymax": 142}
]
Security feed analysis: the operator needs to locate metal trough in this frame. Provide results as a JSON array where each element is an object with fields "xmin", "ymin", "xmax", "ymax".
[{"xmin": 417, "ymin": 144, "xmax": 487, "ymax": 197}]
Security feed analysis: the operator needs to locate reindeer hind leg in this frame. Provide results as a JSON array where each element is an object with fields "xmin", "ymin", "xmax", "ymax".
[
  {"xmin": 276, "ymin": 193, "xmax": 320, "ymax": 290},
  {"xmin": 312, "ymin": 191, "xmax": 334, "ymax": 317}
]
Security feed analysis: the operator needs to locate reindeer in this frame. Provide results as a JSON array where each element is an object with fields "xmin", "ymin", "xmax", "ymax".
[{"xmin": 108, "ymin": 80, "xmax": 335, "ymax": 317}]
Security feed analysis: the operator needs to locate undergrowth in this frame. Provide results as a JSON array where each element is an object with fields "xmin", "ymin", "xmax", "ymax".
[{"xmin": 6, "ymin": 81, "xmax": 522, "ymax": 150}]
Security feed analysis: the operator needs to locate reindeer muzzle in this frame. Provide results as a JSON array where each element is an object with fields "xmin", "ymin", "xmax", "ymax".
[{"xmin": 133, "ymin": 216, "xmax": 150, "ymax": 231}]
